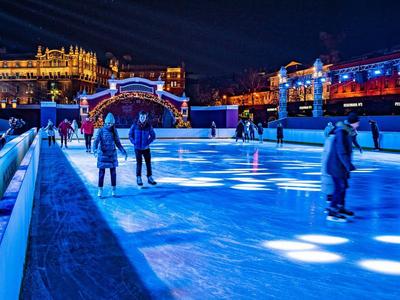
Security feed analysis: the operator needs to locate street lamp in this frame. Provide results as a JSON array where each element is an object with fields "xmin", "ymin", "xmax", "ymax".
[
  {"xmin": 1, "ymin": 99, "xmax": 6, "ymax": 109},
  {"xmin": 12, "ymin": 99, "xmax": 17, "ymax": 109}
]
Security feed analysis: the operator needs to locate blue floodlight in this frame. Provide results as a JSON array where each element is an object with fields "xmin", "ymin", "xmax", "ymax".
[
  {"xmin": 321, "ymin": 78, "xmax": 326, "ymax": 83},
  {"xmin": 374, "ymin": 69, "xmax": 382, "ymax": 75},
  {"xmin": 305, "ymin": 80, "xmax": 311, "ymax": 85},
  {"xmin": 342, "ymin": 74, "xmax": 349, "ymax": 79},
  {"xmin": 284, "ymin": 83, "xmax": 290, "ymax": 88},
  {"xmin": 297, "ymin": 81, "xmax": 303, "ymax": 86}
]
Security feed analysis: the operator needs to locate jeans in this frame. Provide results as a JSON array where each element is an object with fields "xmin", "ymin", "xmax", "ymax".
[
  {"xmin": 84, "ymin": 134, "xmax": 93, "ymax": 150},
  {"xmin": 48, "ymin": 136, "xmax": 55, "ymax": 146},
  {"xmin": 330, "ymin": 176, "xmax": 348, "ymax": 209},
  {"xmin": 98, "ymin": 168, "xmax": 116, "ymax": 187},
  {"xmin": 60, "ymin": 135, "xmax": 68, "ymax": 147},
  {"xmin": 135, "ymin": 148, "xmax": 152, "ymax": 177}
]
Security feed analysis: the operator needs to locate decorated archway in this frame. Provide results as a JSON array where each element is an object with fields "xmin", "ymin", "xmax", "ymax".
[
  {"xmin": 89, "ymin": 92, "xmax": 188, "ymax": 128},
  {"xmin": 79, "ymin": 76, "xmax": 190, "ymax": 128}
]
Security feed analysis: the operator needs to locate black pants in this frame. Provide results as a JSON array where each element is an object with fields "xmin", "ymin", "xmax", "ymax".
[
  {"xmin": 48, "ymin": 136, "xmax": 55, "ymax": 146},
  {"xmin": 98, "ymin": 168, "xmax": 116, "ymax": 187},
  {"xmin": 330, "ymin": 176, "xmax": 348, "ymax": 209},
  {"xmin": 60, "ymin": 135, "xmax": 68, "ymax": 147},
  {"xmin": 236, "ymin": 133, "xmax": 244, "ymax": 142},
  {"xmin": 135, "ymin": 148, "xmax": 152, "ymax": 177},
  {"xmin": 84, "ymin": 134, "xmax": 93, "ymax": 150},
  {"xmin": 250, "ymin": 132, "xmax": 255, "ymax": 141},
  {"xmin": 277, "ymin": 138, "xmax": 283, "ymax": 144},
  {"xmin": 373, "ymin": 135, "xmax": 380, "ymax": 149}
]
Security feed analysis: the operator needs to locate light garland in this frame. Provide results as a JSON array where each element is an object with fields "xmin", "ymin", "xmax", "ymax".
[{"xmin": 89, "ymin": 92, "xmax": 191, "ymax": 128}]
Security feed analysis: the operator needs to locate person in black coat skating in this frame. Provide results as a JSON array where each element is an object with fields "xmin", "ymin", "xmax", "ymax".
[
  {"xmin": 326, "ymin": 112, "xmax": 359, "ymax": 222},
  {"xmin": 369, "ymin": 120, "xmax": 380, "ymax": 151},
  {"xmin": 276, "ymin": 123, "xmax": 284, "ymax": 146}
]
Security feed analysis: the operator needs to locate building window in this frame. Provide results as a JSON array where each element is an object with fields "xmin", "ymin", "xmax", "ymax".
[
  {"xmin": 396, "ymin": 78, "xmax": 400, "ymax": 87},
  {"xmin": 3, "ymin": 62, "xmax": 7, "ymax": 68},
  {"xmin": 342, "ymin": 85, "xmax": 346, "ymax": 93},
  {"xmin": 150, "ymin": 72, "xmax": 155, "ymax": 78},
  {"xmin": 351, "ymin": 83, "xmax": 356, "ymax": 92},
  {"xmin": 384, "ymin": 80, "xmax": 389, "ymax": 88},
  {"xmin": 360, "ymin": 84, "xmax": 365, "ymax": 91}
]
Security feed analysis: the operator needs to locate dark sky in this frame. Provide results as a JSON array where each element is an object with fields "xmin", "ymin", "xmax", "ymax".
[{"xmin": 0, "ymin": 0, "xmax": 399, "ymax": 75}]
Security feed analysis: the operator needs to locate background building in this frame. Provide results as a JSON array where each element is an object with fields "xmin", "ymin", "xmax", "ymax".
[{"xmin": 0, "ymin": 46, "xmax": 186, "ymax": 106}]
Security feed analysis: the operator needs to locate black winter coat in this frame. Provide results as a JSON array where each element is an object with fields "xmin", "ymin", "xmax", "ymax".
[{"xmin": 327, "ymin": 123, "xmax": 355, "ymax": 178}]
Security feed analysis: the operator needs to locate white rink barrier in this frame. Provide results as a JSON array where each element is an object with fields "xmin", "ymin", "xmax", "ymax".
[
  {"xmin": 0, "ymin": 128, "xmax": 36, "ymax": 198},
  {"xmin": 263, "ymin": 128, "xmax": 400, "ymax": 151},
  {"xmin": 41, "ymin": 127, "xmax": 400, "ymax": 151},
  {"xmin": 0, "ymin": 131, "xmax": 41, "ymax": 300}
]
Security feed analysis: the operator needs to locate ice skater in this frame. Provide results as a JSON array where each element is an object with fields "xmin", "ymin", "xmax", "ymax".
[
  {"xmin": 321, "ymin": 123, "xmax": 335, "ymax": 204},
  {"xmin": 276, "ymin": 123, "xmax": 284, "ymax": 146},
  {"xmin": 81, "ymin": 117, "xmax": 95, "ymax": 152},
  {"xmin": 43, "ymin": 119, "xmax": 56, "ymax": 146},
  {"xmin": 235, "ymin": 119, "xmax": 245, "ymax": 142},
  {"xmin": 129, "ymin": 111, "xmax": 157, "ymax": 186},
  {"xmin": 369, "ymin": 120, "xmax": 380, "ymax": 151},
  {"xmin": 93, "ymin": 113, "xmax": 127, "ymax": 198},
  {"xmin": 257, "ymin": 122, "xmax": 264, "ymax": 143},
  {"xmin": 244, "ymin": 120, "xmax": 250, "ymax": 143},
  {"xmin": 58, "ymin": 118, "xmax": 74, "ymax": 149},
  {"xmin": 69, "ymin": 119, "xmax": 80, "ymax": 142},
  {"xmin": 249, "ymin": 120, "xmax": 256, "ymax": 141},
  {"xmin": 211, "ymin": 121, "xmax": 217, "ymax": 139},
  {"xmin": 326, "ymin": 112, "xmax": 359, "ymax": 222}
]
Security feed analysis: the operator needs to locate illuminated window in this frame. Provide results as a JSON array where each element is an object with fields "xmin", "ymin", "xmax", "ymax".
[{"xmin": 384, "ymin": 80, "xmax": 389, "ymax": 88}]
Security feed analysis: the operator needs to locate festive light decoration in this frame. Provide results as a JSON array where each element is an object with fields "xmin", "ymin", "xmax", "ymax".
[{"xmin": 88, "ymin": 92, "xmax": 190, "ymax": 128}]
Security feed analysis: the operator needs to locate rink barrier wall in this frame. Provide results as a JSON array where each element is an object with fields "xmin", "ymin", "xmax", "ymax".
[
  {"xmin": 262, "ymin": 128, "xmax": 400, "ymax": 151},
  {"xmin": 40, "ymin": 128, "xmax": 400, "ymax": 151},
  {"xmin": 0, "ymin": 128, "xmax": 37, "ymax": 198},
  {"xmin": 0, "ymin": 130, "xmax": 41, "ymax": 300}
]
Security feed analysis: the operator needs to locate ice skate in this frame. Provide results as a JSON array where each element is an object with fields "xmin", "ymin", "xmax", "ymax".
[
  {"xmin": 137, "ymin": 176, "xmax": 143, "ymax": 186},
  {"xmin": 148, "ymin": 176, "xmax": 157, "ymax": 185},
  {"xmin": 326, "ymin": 210, "xmax": 347, "ymax": 222},
  {"xmin": 338, "ymin": 207, "xmax": 354, "ymax": 217},
  {"xmin": 97, "ymin": 187, "xmax": 103, "ymax": 198}
]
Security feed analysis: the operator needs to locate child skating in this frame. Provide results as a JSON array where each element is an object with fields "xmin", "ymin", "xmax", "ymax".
[{"xmin": 93, "ymin": 113, "xmax": 127, "ymax": 198}]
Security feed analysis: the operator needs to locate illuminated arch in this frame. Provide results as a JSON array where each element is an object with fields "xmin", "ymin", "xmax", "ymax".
[{"xmin": 89, "ymin": 91, "xmax": 190, "ymax": 128}]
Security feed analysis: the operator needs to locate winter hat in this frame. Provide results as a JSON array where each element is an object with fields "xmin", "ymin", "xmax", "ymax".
[
  {"xmin": 104, "ymin": 113, "xmax": 115, "ymax": 124},
  {"xmin": 347, "ymin": 112, "xmax": 359, "ymax": 124}
]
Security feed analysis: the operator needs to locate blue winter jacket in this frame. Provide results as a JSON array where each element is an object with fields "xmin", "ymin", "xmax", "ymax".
[
  {"xmin": 129, "ymin": 122, "xmax": 156, "ymax": 150},
  {"xmin": 93, "ymin": 126, "xmax": 126, "ymax": 169},
  {"xmin": 326, "ymin": 122, "xmax": 355, "ymax": 179}
]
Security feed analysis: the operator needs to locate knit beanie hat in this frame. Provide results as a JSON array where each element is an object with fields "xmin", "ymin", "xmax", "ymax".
[
  {"xmin": 104, "ymin": 113, "xmax": 115, "ymax": 124},
  {"xmin": 347, "ymin": 112, "xmax": 360, "ymax": 124}
]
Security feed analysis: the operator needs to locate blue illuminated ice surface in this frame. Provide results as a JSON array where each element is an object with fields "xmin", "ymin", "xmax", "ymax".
[{"xmin": 64, "ymin": 139, "xmax": 400, "ymax": 299}]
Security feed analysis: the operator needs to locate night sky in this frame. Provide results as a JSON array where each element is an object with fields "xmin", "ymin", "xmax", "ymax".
[{"xmin": 0, "ymin": 0, "xmax": 399, "ymax": 75}]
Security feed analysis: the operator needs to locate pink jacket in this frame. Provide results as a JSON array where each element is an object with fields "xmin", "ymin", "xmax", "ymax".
[
  {"xmin": 58, "ymin": 121, "xmax": 73, "ymax": 136},
  {"xmin": 81, "ymin": 121, "xmax": 94, "ymax": 135}
]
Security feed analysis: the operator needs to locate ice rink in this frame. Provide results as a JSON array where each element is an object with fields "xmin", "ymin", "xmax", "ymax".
[{"xmin": 63, "ymin": 139, "xmax": 400, "ymax": 299}]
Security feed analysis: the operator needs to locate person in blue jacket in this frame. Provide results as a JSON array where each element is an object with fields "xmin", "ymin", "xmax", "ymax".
[
  {"xmin": 93, "ymin": 112, "xmax": 127, "ymax": 198},
  {"xmin": 129, "ymin": 111, "xmax": 157, "ymax": 186},
  {"xmin": 326, "ymin": 112, "xmax": 359, "ymax": 222}
]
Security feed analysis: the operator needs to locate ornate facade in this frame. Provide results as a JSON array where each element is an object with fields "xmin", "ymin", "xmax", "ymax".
[
  {"xmin": 0, "ymin": 46, "xmax": 101, "ymax": 104},
  {"xmin": 0, "ymin": 46, "xmax": 186, "ymax": 105}
]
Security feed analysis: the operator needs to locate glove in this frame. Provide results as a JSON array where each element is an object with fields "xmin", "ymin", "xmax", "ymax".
[{"xmin": 93, "ymin": 150, "xmax": 98, "ymax": 158}]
